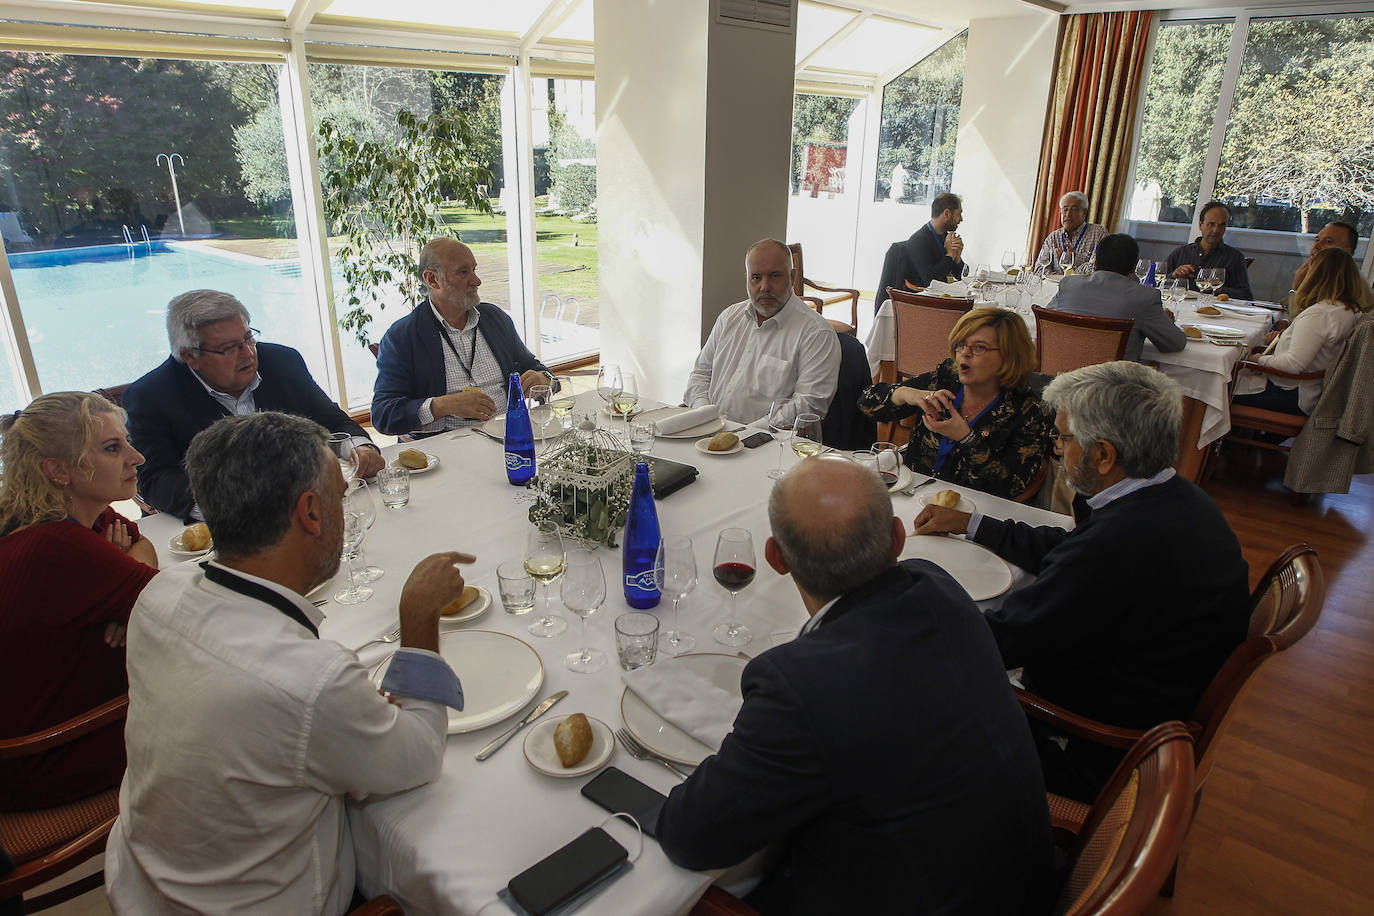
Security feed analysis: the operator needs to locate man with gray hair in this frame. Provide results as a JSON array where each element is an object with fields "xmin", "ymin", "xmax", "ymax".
[
  {"xmin": 914, "ymin": 360, "xmax": 1249, "ymax": 802},
  {"xmin": 657, "ymin": 456, "xmax": 1052, "ymax": 914},
  {"xmin": 1032, "ymin": 191, "xmax": 1107, "ymax": 274},
  {"xmin": 123, "ymin": 288, "xmax": 383, "ymax": 520},
  {"xmin": 107, "ymin": 411, "xmax": 471, "ymax": 914}
]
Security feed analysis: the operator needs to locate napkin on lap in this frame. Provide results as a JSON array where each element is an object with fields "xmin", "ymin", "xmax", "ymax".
[
  {"xmin": 622, "ymin": 662, "xmax": 742, "ymax": 751},
  {"xmin": 654, "ymin": 405, "xmax": 720, "ymax": 436}
]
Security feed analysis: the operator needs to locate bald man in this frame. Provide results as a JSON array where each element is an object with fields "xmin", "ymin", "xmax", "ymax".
[
  {"xmin": 371, "ymin": 237, "xmax": 553, "ymax": 438},
  {"xmin": 656, "ymin": 457, "xmax": 1052, "ymax": 915}
]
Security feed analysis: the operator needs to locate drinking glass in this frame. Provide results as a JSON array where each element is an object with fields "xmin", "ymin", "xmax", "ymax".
[
  {"xmin": 561, "ymin": 549, "xmax": 607, "ymax": 673},
  {"xmin": 790, "ymin": 413, "xmax": 822, "ymax": 462},
  {"xmin": 346, "ymin": 479, "xmax": 383, "ymax": 583},
  {"xmin": 333, "ymin": 511, "xmax": 373, "ymax": 604},
  {"xmin": 378, "ymin": 466, "xmax": 410, "ymax": 508},
  {"xmin": 497, "ymin": 561, "xmax": 536, "ymax": 615},
  {"xmin": 524, "ymin": 521, "xmax": 567, "ymax": 637},
  {"xmin": 615, "ymin": 613, "xmax": 660, "ymax": 670},
  {"xmin": 1209, "ymin": 268, "xmax": 1226, "ymax": 299},
  {"xmin": 712, "ymin": 527, "xmax": 755, "ymax": 647},
  {"xmin": 1001, "ymin": 250, "xmax": 1016, "ymax": 272},
  {"xmin": 551, "ymin": 375, "xmax": 577, "ymax": 432},
  {"xmin": 614, "ymin": 372, "xmax": 640, "ymax": 443},
  {"xmin": 596, "ymin": 364, "xmax": 623, "ymax": 428},
  {"xmin": 655, "ymin": 535, "xmax": 697, "ymax": 654},
  {"xmin": 766, "ymin": 399, "xmax": 790, "ymax": 480},
  {"xmin": 327, "ymin": 432, "xmax": 358, "ymax": 485},
  {"xmin": 871, "ymin": 441, "xmax": 902, "ymax": 489},
  {"xmin": 528, "ymin": 384, "xmax": 554, "ymax": 454},
  {"xmin": 1057, "ymin": 248, "xmax": 1075, "ymax": 275},
  {"xmin": 1169, "ymin": 277, "xmax": 1187, "ymax": 307},
  {"xmin": 1135, "ymin": 259, "xmax": 1150, "ymax": 283}
]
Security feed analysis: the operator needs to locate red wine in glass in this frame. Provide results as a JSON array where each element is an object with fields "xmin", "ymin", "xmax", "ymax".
[
  {"xmin": 878, "ymin": 469, "xmax": 899, "ymax": 489},
  {"xmin": 713, "ymin": 527, "xmax": 755, "ymax": 647},
  {"xmin": 714, "ymin": 562, "xmax": 756, "ymax": 591}
]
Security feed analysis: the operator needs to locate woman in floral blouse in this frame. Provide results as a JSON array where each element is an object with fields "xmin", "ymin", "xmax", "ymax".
[{"xmin": 859, "ymin": 307, "xmax": 1050, "ymax": 500}]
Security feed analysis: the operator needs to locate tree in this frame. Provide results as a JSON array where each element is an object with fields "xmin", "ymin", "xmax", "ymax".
[
  {"xmin": 874, "ymin": 32, "xmax": 966, "ymax": 203},
  {"xmin": 547, "ymin": 100, "xmax": 596, "ymax": 213},
  {"xmin": 790, "ymin": 94, "xmax": 858, "ymax": 192}
]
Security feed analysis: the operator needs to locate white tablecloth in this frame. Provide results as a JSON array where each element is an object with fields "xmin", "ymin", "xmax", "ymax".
[{"xmin": 137, "ymin": 393, "xmax": 1071, "ymax": 915}]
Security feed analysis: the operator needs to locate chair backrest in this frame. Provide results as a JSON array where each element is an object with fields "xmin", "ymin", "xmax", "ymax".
[
  {"xmin": 1032, "ymin": 306, "xmax": 1133, "ymax": 375},
  {"xmin": 1057, "ymin": 722, "xmax": 1196, "ymax": 916},
  {"xmin": 787, "ymin": 243, "xmax": 816, "ymax": 305},
  {"xmin": 822, "ymin": 331, "xmax": 877, "ymax": 451},
  {"xmin": 94, "ymin": 384, "xmax": 130, "ymax": 407},
  {"xmin": 1247, "ymin": 544, "xmax": 1325, "ymax": 645},
  {"xmin": 887, "ymin": 287, "xmax": 971, "ymax": 379}
]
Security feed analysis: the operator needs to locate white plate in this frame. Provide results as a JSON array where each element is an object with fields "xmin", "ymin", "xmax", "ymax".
[
  {"xmin": 620, "ymin": 652, "xmax": 747, "ymax": 766},
  {"xmin": 1192, "ymin": 324, "xmax": 1247, "ymax": 339},
  {"xmin": 636, "ymin": 406, "xmax": 726, "ymax": 439},
  {"xmin": 372, "ymin": 629, "xmax": 543, "ymax": 734},
  {"xmin": 389, "ymin": 452, "xmax": 439, "ymax": 473},
  {"xmin": 439, "ymin": 586, "xmax": 492, "ymax": 627},
  {"xmin": 168, "ymin": 530, "xmax": 212, "ymax": 557},
  {"xmin": 481, "ymin": 415, "xmax": 563, "ymax": 441},
  {"xmin": 1214, "ymin": 303, "xmax": 1270, "ymax": 318},
  {"xmin": 600, "ymin": 405, "xmax": 641, "ymax": 421},
  {"xmin": 899, "ymin": 535, "xmax": 1012, "ymax": 602},
  {"xmin": 522, "ymin": 715, "xmax": 615, "ymax": 778},
  {"xmin": 917, "ymin": 490, "xmax": 977, "ymax": 514},
  {"xmin": 694, "ymin": 437, "xmax": 743, "ymax": 456}
]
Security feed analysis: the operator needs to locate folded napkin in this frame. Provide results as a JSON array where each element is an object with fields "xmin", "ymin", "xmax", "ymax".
[
  {"xmin": 923, "ymin": 279, "xmax": 971, "ymax": 298},
  {"xmin": 622, "ymin": 661, "xmax": 743, "ymax": 751},
  {"xmin": 654, "ymin": 404, "xmax": 720, "ymax": 436}
]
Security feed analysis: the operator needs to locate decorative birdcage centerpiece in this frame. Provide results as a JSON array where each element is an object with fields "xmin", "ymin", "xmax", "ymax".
[{"xmin": 528, "ymin": 429, "xmax": 636, "ymax": 546}]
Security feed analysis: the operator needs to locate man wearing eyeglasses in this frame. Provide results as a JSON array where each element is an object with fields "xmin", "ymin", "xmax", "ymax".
[
  {"xmin": 124, "ymin": 289, "xmax": 384, "ymax": 521},
  {"xmin": 1032, "ymin": 191, "xmax": 1106, "ymax": 274}
]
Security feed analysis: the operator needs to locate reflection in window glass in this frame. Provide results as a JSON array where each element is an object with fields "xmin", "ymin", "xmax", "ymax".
[
  {"xmin": 1131, "ymin": 21, "xmax": 1233, "ymax": 224},
  {"xmin": 790, "ymin": 94, "xmax": 859, "ymax": 197},
  {"xmin": 1215, "ymin": 16, "xmax": 1374, "ymax": 237},
  {"xmin": 0, "ymin": 53, "xmax": 321, "ymax": 411},
  {"xmin": 873, "ymin": 32, "xmax": 966, "ymax": 205},
  {"xmin": 308, "ymin": 64, "xmax": 508, "ymax": 407},
  {"xmin": 531, "ymin": 78, "xmax": 598, "ymax": 364}
]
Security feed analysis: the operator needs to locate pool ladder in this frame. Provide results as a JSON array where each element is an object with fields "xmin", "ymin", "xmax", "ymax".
[{"xmin": 121, "ymin": 224, "xmax": 154, "ymax": 258}]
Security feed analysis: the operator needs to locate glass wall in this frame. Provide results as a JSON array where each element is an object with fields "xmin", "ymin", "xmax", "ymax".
[{"xmin": 873, "ymin": 32, "xmax": 967, "ymax": 205}]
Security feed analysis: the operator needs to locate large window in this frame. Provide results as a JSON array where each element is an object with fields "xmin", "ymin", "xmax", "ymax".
[{"xmin": 873, "ymin": 32, "xmax": 966, "ymax": 205}]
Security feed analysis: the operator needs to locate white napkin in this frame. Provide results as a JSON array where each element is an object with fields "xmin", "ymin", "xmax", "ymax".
[
  {"xmin": 923, "ymin": 279, "xmax": 971, "ymax": 298},
  {"xmin": 622, "ymin": 662, "xmax": 743, "ymax": 751},
  {"xmin": 653, "ymin": 405, "xmax": 720, "ymax": 436}
]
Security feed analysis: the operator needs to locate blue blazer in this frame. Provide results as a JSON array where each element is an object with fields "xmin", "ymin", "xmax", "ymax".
[
  {"xmin": 123, "ymin": 344, "xmax": 369, "ymax": 521},
  {"xmin": 874, "ymin": 223, "xmax": 963, "ymax": 311},
  {"xmin": 370, "ymin": 301, "xmax": 551, "ymax": 437}
]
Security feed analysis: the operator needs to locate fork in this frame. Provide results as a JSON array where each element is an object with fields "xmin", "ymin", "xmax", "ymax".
[
  {"xmin": 899, "ymin": 476, "xmax": 937, "ymax": 497},
  {"xmin": 615, "ymin": 728, "xmax": 692, "ymax": 779},
  {"xmin": 359, "ymin": 623, "xmax": 402, "ymax": 650}
]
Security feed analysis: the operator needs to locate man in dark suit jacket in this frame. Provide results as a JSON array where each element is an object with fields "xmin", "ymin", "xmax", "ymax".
[
  {"xmin": 371, "ymin": 238, "xmax": 553, "ymax": 438},
  {"xmin": 1047, "ymin": 233, "xmax": 1187, "ymax": 362},
  {"xmin": 916, "ymin": 361, "xmax": 1250, "ymax": 802},
  {"xmin": 123, "ymin": 289, "xmax": 381, "ymax": 521},
  {"xmin": 873, "ymin": 191, "xmax": 966, "ymax": 311},
  {"xmin": 656, "ymin": 458, "xmax": 1052, "ymax": 916}
]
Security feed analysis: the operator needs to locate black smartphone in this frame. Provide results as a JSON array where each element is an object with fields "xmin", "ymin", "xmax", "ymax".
[
  {"xmin": 580, "ymin": 766, "xmax": 668, "ymax": 838},
  {"xmin": 506, "ymin": 827, "xmax": 629, "ymax": 916},
  {"xmin": 741, "ymin": 431, "xmax": 773, "ymax": 448}
]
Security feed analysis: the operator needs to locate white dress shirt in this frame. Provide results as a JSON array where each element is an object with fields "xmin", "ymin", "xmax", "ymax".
[
  {"xmin": 1234, "ymin": 299, "xmax": 1359, "ymax": 413},
  {"xmin": 683, "ymin": 292, "xmax": 841, "ymax": 428},
  {"xmin": 106, "ymin": 563, "xmax": 451, "ymax": 915}
]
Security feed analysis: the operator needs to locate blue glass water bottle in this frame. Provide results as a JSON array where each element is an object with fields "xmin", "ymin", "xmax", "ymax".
[
  {"xmin": 504, "ymin": 373, "xmax": 536, "ymax": 486},
  {"xmin": 622, "ymin": 461, "xmax": 661, "ymax": 609},
  {"xmin": 1144, "ymin": 261, "xmax": 1158, "ymax": 287}
]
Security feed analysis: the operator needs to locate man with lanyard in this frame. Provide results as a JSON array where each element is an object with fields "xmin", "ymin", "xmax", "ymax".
[
  {"xmin": 874, "ymin": 191, "xmax": 966, "ymax": 311},
  {"xmin": 1032, "ymin": 191, "xmax": 1106, "ymax": 274},
  {"xmin": 1163, "ymin": 200, "xmax": 1254, "ymax": 300},
  {"xmin": 370, "ymin": 237, "xmax": 554, "ymax": 438}
]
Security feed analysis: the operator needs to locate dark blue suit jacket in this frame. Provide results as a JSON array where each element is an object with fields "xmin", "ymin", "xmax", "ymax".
[
  {"xmin": 656, "ymin": 562, "xmax": 1053, "ymax": 915},
  {"xmin": 123, "ymin": 344, "xmax": 368, "ymax": 521},
  {"xmin": 874, "ymin": 223, "xmax": 964, "ymax": 310},
  {"xmin": 370, "ymin": 301, "xmax": 551, "ymax": 437}
]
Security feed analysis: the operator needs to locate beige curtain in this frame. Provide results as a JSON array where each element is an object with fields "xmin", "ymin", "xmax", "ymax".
[{"xmin": 1029, "ymin": 10, "xmax": 1154, "ymax": 261}]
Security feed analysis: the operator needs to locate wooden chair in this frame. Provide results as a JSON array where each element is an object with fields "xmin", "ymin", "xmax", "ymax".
[
  {"xmin": 349, "ymin": 894, "xmax": 404, "ymax": 915},
  {"xmin": 689, "ymin": 885, "xmax": 761, "ymax": 915},
  {"xmin": 0, "ymin": 696, "xmax": 129, "ymax": 913},
  {"xmin": 1055, "ymin": 722, "xmax": 1196, "ymax": 915},
  {"xmin": 788, "ymin": 243, "xmax": 860, "ymax": 336},
  {"xmin": 885, "ymin": 289, "xmax": 972, "ymax": 446},
  {"xmin": 1031, "ymin": 306, "xmax": 1133, "ymax": 375},
  {"xmin": 1221, "ymin": 359, "xmax": 1323, "ymax": 456}
]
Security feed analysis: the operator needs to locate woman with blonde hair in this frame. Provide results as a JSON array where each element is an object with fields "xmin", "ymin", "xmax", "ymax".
[
  {"xmin": 0, "ymin": 391, "xmax": 157, "ymax": 810},
  {"xmin": 859, "ymin": 307, "xmax": 1050, "ymax": 499},
  {"xmin": 1234, "ymin": 247, "xmax": 1373, "ymax": 415}
]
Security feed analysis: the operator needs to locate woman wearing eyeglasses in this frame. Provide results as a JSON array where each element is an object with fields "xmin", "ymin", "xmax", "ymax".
[
  {"xmin": 859, "ymin": 307, "xmax": 1049, "ymax": 499},
  {"xmin": 0, "ymin": 391, "xmax": 158, "ymax": 811}
]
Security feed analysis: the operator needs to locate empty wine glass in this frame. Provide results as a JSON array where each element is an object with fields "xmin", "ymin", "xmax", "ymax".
[
  {"xmin": 524, "ymin": 521, "xmax": 567, "ymax": 638},
  {"xmin": 562, "ymin": 549, "xmax": 607, "ymax": 673},
  {"xmin": 528, "ymin": 384, "xmax": 554, "ymax": 454},
  {"xmin": 712, "ymin": 527, "xmax": 755, "ymax": 648},
  {"xmin": 655, "ymin": 535, "xmax": 697, "ymax": 655},
  {"xmin": 1135, "ymin": 259, "xmax": 1150, "ymax": 283},
  {"xmin": 596, "ymin": 364, "xmax": 623, "ymax": 428},
  {"xmin": 1001, "ymin": 250, "xmax": 1016, "ymax": 272},
  {"xmin": 1208, "ymin": 267, "xmax": 1226, "ymax": 300},
  {"xmin": 346, "ymin": 479, "xmax": 383, "ymax": 583},
  {"xmin": 327, "ymin": 432, "xmax": 358, "ymax": 485},
  {"xmin": 1169, "ymin": 277, "xmax": 1187, "ymax": 308},
  {"xmin": 766, "ymin": 399, "xmax": 790, "ymax": 480},
  {"xmin": 333, "ymin": 511, "xmax": 373, "ymax": 605},
  {"xmin": 790, "ymin": 413, "xmax": 822, "ymax": 462}
]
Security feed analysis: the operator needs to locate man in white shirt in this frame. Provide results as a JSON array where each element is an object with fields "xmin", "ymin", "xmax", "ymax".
[
  {"xmin": 106, "ymin": 411, "xmax": 472, "ymax": 915},
  {"xmin": 683, "ymin": 238, "xmax": 841, "ymax": 428}
]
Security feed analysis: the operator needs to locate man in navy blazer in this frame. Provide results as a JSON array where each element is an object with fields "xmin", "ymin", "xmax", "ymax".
[
  {"xmin": 123, "ymin": 289, "xmax": 381, "ymax": 522},
  {"xmin": 873, "ymin": 191, "xmax": 966, "ymax": 311},
  {"xmin": 656, "ymin": 457, "xmax": 1052, "ymax": 915},
  {"xmin": 370, "ymin": 238, "xmax": 552, "ymax": 438}
]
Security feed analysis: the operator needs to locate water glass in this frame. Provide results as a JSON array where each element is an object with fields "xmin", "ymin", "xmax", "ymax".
[
  {"xmin": 497, "ymin": 561, "xmax": 536, "ymax": 615},
  {"xmin": 378, "ymin": 466, "xmax": 410, "ymax": 508},
  {"xmin": 629, "ymin": 421, "xmax": 655, "ymax": 455},
  {"xmin": 616, "ymin": 613, "xmax": 660, "ymax": 670}
]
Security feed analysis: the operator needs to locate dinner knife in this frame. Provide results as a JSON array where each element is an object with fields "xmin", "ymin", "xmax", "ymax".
[{"xmin": 474, "ymin": 690, "xmax": 568, "ymax": 761}]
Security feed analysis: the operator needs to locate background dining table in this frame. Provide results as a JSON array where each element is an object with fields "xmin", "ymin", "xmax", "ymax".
[{"xmin": 136, "ymin": 391, "xmax": 1071, "ymax": 915}]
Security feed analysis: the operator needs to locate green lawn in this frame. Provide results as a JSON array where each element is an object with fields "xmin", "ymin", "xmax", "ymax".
[{"xmin": 436, "ymin": 205, "xmax": 599, "ymax": 301}]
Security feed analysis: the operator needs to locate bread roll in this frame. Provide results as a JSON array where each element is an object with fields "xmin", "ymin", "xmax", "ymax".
[
  {"xmin": 554, "ymin": 713, "xmax": 593, "ymax": 767},
  {"xmin": 181, "ymin": 523, "xmax": 211, "ymax": 551},
  {"xmin": 1217, "ymin": 293, "xmax": 1230, "ymax": 302},
  {"xmin": 397, "ymin": 448, "xmax": 429, "ymax": 470},
  {"xmin": 932, "ymin": 489, "xmax": 961, "ymax": 509},
  {"xmin": 440, "ymin": 586, "xmax": 481, "ymax": 617},
  {"xmin": 1195, "ymin": 305, "xmax": 1222, "ymax": 317},
  {"xmin": 707, "ymin": 431, "xmax": 740, "ymax": 452},
  {"xmin": 1183, "ymin": 326, "xmax": 1203, "ymax": 339}
]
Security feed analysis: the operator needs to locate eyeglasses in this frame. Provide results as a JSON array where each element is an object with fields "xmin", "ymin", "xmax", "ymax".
[
  {"xmin": 952, "ymin": 341, "xmax": 1000, "ymax": 356},
  {"xmin": 1049, "ymin": 430, "xmax": 1076, "ymax": 447},
  {"xmin": 194, "ymin": 328, "xmax": 260, "ymax": 358}
]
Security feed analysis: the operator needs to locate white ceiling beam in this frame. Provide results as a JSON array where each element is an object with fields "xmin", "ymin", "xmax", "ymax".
[
  {"xmin": 796, "ymin": 10, "xmax": 869, "ymax": 75},
  {"xmin": 519, "ymin": 0, "xmax": 582, "ymax": 54},
  {"xmin": 804, "ymin": 0, "xmax": 945, "ymax": 34},
  {"xmin": 285, "ymin": 0, "xmax": 330, "ymax": 33}
]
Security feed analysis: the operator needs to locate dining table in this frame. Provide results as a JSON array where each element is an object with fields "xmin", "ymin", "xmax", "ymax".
[
  {"xmin": 863, "ymin": 277, "xmax": 1279, "ymax": 480},
  {"xmin": 136, "ymin": 391, "xmax": 1072, "ymax": 916}
]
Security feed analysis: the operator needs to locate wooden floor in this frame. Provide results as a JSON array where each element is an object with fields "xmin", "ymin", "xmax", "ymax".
[{"xmin": 1145, "ymin": 449, "xmax": 1374, "ymax": 915}]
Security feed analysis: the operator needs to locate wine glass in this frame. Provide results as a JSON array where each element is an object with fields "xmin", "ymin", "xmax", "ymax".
[
  {"xmin": 655, "ymin": 535, "xmax": 697, "ymax": 655},
  {"xmin": 561, "ymin": 549, "xmax": 607, "ymax": 673},
  {"xmin": 871, "ymin": 441, "xmax": 902, "ymax": 489},
  {"xmin": 524, "ymin": 521, "xmax": 567, "ymax": 638},
  {"xmin": 1000, "ymin": 250, "xmax": 1016, "ymax": 273},
  {"xmin": 528, "ymin": 384, "xmax": 554, "ymax": 454},
  {"xmin": 614, "ymin": 372, "xmax": 640, "ymax": 443},
  {"xmin": 712, "ymin": 528, "xmax": 755, "ymax": 647},
  {"xmin": 1209, "ymin": 267, "xmax": 1226, "ymax": 300},
  {"xmin": 1057, "ymin": 247, "xmax": 1075, "ymax": 275},
  {"xmin": 1135, "ymin": 259, "xmax": 1150, "ymax": 284},
  {"xmin": 790, "ymin": 413, "xmax": 822, "ymax": 462},
  {"xmin": 333, "ymin": 511, "xmax": 373, "ymax": 604},
  {"xmin": 327, "ymin": 432, "xmax": 359, "ymax": 485},
  {"xmin": 766, "ymin": 399, "xmax": 790, "ymax": 480},
  {"xmin": 1169, "ymin": 277, "xmax": 1187, "ymax": 308},
  {"xmin": 346, "ymin": 479, "xmax": 383, "ymax": 583},
  {"xmin": 550, "ymin": 375, "xmax": 576, "ymax": 432},
  {"xmin": 596, "ymin": 364, "xmax": 622, "ymax": 427}
]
